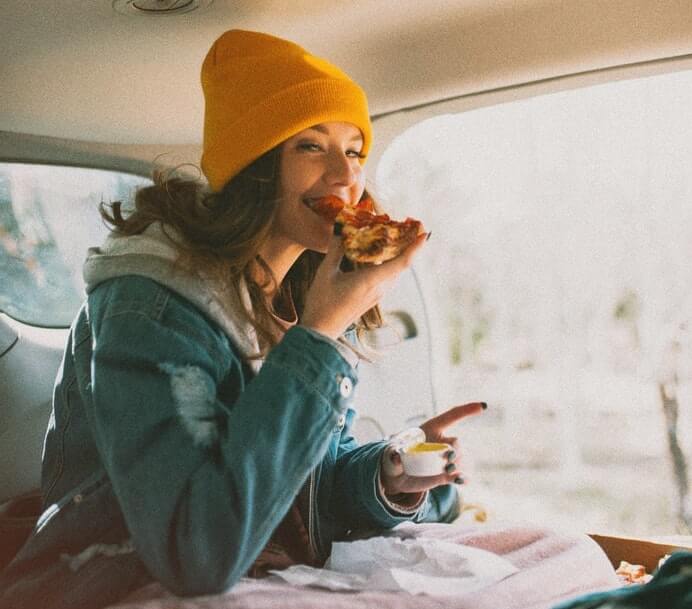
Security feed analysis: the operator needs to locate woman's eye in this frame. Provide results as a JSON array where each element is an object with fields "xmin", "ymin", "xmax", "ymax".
[
  {"xmin": 298, "ymin": 142, "xmax": 322, "ymax": 152},
  {"xmin": 296, "ymin": 142, "xmax": 363, "ymax": 158},
  {"xmin": 346, "ymin": 149, "xmax": 365, "ymax": 159}
]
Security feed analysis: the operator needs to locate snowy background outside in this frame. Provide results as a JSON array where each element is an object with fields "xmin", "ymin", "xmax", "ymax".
[
  {"xmin": 375, "ymin": 70, "xmax": 692, "ymax": 537},
  {"xmin": 0, "ymin": 165, "xmax": 148, "ymax": 326}
]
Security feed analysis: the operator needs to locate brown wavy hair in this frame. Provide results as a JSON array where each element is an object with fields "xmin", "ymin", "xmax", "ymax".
[{"xmin": 100, "ymin": 146, "xmax": 382, "ymax": 357}]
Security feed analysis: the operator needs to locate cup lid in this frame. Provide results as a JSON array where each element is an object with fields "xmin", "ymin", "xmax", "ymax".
[{"xmin": 388, "ymin": 427, "xmax": 426, "ymax": 451}]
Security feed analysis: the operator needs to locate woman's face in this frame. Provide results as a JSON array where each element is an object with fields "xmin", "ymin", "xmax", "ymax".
[{"xmin": 273, "ymin": 121, "xmax": 366, "ymax": 254}]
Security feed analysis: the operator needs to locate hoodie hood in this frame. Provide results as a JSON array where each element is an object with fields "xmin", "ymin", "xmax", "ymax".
[{"xmin": 83, "ymin": 222, "xmax": 262, "ymax": 372}]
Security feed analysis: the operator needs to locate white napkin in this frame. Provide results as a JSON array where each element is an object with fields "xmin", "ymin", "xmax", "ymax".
[{"xmin": 269, "ymin": 526, "xmax": 518, "ymax": 596}]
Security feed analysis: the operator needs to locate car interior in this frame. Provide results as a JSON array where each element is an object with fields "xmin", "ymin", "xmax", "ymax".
[{"xmin": 1, "ymin": 1, "xmax": 692, "ymax": 606}]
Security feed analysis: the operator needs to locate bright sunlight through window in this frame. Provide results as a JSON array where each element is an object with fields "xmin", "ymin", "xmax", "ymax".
[
  {"xmin": 376, "ymin": 69, "xmax": 692, "ymax": 537},
  {"xmin": 0, "ymin": 164, "xmax": 150, "ymax": 327}
]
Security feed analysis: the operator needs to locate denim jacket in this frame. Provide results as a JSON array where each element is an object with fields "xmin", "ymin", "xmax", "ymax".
[{"xmin": 0, "ymin": 227, "xmax": 459, "ymax": 609}]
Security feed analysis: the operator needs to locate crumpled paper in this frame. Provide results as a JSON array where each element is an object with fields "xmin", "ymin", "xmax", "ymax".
[{"xmin": 269, "ymin": 524, "xmax": 518, "ymax": 596}]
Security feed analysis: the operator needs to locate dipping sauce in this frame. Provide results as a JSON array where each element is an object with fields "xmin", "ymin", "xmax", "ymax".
[{"xmin": 406, "ymin": 442, "xmax": 449, "ymax": 453}]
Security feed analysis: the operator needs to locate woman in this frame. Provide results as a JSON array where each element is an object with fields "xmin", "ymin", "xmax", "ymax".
[{"xmin": 0, "ymin": 30, "xmax": 483, "ymax": 609}]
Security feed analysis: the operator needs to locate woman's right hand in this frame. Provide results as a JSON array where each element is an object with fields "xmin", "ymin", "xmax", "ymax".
[{"xmin": 301, "ymin": 232, "xmax": 429, "ymax": 339}]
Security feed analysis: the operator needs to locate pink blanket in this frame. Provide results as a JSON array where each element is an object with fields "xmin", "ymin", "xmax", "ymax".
[{"xmin": 109, "ymin": 522, "xmax": 620, "ymax": 609}]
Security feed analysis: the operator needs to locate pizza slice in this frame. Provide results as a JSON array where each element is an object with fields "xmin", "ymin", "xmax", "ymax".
[
  {"xmin": 304, "ymin": 195, "xmax": 423, "ymax": 264},
  {"xmin": 615, "ymin": 561, "xmax": 653, "ymax": 585}
]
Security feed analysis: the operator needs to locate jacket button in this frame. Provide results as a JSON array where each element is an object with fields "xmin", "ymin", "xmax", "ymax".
[
  {"xmin": 73, "ymin": 494, "xmax": 83, "ymax": 504},
  {"xmin": 338, "ymin": 376, "xmax": 353, "ymax": 398}
]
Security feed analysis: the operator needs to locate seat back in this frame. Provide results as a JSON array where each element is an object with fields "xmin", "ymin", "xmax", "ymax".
[{"xmin": 0, "ymin": 316, "xmax": 61, "ymax": 503}]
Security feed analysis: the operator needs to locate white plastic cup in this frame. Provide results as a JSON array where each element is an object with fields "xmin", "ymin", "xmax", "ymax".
[
  {"xmin": 388, "ymin": 428, "xmax": 451, "ymax": 477},
  {"xmin": 400, "ymin": 442, "xmax": 451, "ymax": 476}
]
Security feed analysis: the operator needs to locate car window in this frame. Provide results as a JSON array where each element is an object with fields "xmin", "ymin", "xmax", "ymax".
[
  {"xmin": 376, "ymin": 69, "xmax": 692, "ymax": 536},
  {"xmin": 0, "ymin": 163, "xmax": 151, "ymax": 327}
]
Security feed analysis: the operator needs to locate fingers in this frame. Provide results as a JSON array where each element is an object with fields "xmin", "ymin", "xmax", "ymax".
[
  {"xmin": 351, "ymin": 230, "xmax": 429, "ymax": 282},
  {"xmin": 412, "ymin": 448, "xmax": 464, "ymax": 491},
  {"xmin": 381, "ymin": 445, "xmax": 404, "ymax": 478},
  {"xmin": 394, "ymin": 469, "xmax": 465, "ymax": 494},
  {"xmin": 421, "ymin": 402, "xmax": 487, "ymax": 433},
  {"xmin": 328, "ymin": 229, "xmax": 430, "ymax": 294},
  {"xmin": 441, "ymin": 438, "xmax": 460, "ymax": 456},
  {"xmin": 396, "ymin": 230, "xmax": 429, "ymax": 267},
  {"xmin": 443, "ymin": 445, "xmax": 461, "ymax": 477},
  {"xmin": 381, "ymin": 441, "xmax": 466, "ymax": 496},
  {"xmin": 383, "ymin": 231, "xmax": 429, "ymax": 271},
  {"xmin": 305, "ymin": 229, "xmax": 428, "ymax": 340},
  {"xmin": 322, "ymin": 233, "xmax": 346, "ymax": 269}
]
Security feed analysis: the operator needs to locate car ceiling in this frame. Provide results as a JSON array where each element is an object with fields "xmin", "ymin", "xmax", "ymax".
[{"xmin": 2, "ymin": 0, "xmax": 692, "ymax": 149}]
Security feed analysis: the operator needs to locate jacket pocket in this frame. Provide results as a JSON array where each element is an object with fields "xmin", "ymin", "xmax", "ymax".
[{"xmin": 29, "ymin": 471, "xmax": 129, "ymax": 562}]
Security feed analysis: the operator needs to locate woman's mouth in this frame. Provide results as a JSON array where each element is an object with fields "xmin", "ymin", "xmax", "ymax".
[{"xmin": 302, "ymin": 196, "xmax": 345, "ymax": 222}]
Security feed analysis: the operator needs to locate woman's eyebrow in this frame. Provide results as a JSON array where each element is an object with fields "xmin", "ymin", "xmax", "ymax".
[{"xmin": 306, "ymin": 125, "xmax": 363, "ymax": 142}]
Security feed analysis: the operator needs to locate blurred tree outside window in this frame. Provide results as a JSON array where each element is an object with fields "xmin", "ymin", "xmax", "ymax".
[
  {"xmin": 0, "ymin": 163, "xmax": 150, "ymax": 327},
  {"xmin": 376, "ymin": 69, "xmax": 692, "ymax": 536}
]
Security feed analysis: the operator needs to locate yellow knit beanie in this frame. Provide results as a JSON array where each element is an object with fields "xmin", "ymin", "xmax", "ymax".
[{"xmin": 200, "ymin": 30, "xmax": 372, "ymax": 192}]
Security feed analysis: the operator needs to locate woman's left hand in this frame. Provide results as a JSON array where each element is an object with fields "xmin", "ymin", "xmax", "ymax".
[{"xmin": 379, "ymin": 402, "xmax": 486, "ymax": 497}]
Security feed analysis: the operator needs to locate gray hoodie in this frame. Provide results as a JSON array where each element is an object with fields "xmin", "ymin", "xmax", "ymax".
[{"xmin": 82, "ymin": 222, "xmax": 357, "ymax": 372}]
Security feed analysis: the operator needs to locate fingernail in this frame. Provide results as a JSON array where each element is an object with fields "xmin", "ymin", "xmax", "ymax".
[
  {"xmin": 445, "ymin": 450, "xmax": 456, "ymax": 461},
  {"xmin": 481, "ymin": 402, "xmax": 488, "ymax": 410},
  {"xmin": 444, "ymin": 463, "xmax": 456, "ymax": 474},
  {"xmin": 426, "ymin": 231, "xmax": 432, "ymax": 241},
  {"xmin": 333, "ymin": 222, "xmax": 343, "ymax": 236},
  {"xmin": 454, "ymin": 477, "xmax": 464, "ymax": 485}
]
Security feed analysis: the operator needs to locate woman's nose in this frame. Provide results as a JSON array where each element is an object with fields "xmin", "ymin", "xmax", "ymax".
[{"xmin": 324, "ymin": 151, "xmax": 359, "ymax": 186}]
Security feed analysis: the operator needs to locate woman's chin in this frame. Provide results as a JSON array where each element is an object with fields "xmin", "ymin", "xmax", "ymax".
[
  {"xmin": 308, "ymin": 230, "xmax": 332, "ymax": 254},
  {"xmin": 307, "ymin": 243, "xmax": 329, "ymax": 255}
]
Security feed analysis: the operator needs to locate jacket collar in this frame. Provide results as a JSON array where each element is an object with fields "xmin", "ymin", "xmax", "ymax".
[{"xmin": 83, "ymin": 222, "xmax": 263, "ymax": 373}]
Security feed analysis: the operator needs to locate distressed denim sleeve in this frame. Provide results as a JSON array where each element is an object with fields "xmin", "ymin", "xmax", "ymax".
[{"xmin": 84, "ymin": 280, "xmax": 358, "ymax": 597}]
